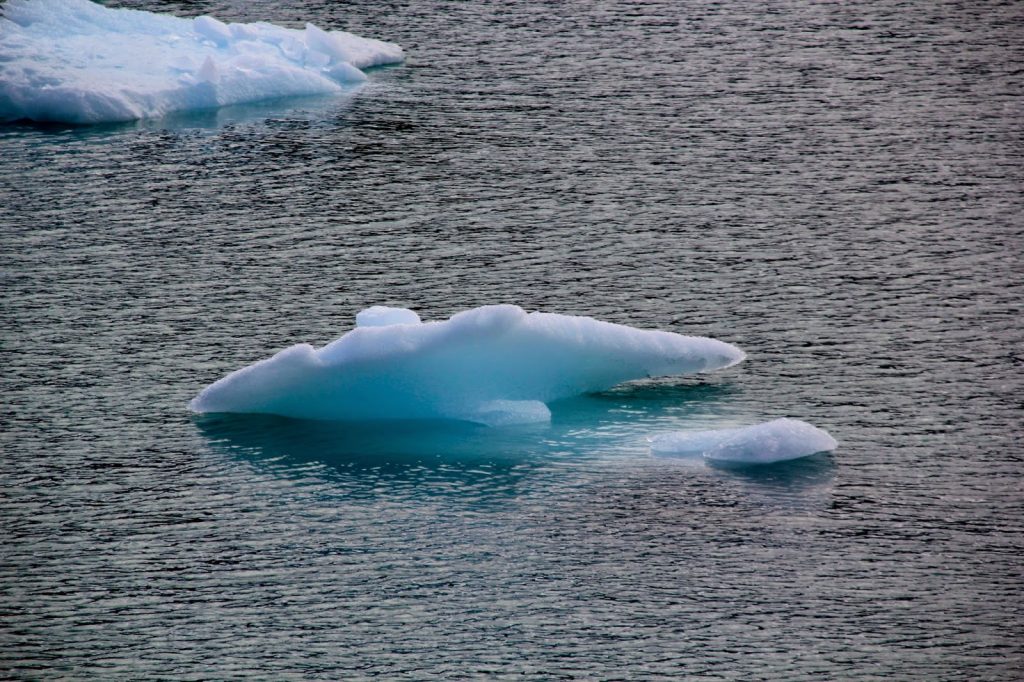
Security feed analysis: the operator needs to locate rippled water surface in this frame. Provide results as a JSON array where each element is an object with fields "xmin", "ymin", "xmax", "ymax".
[{"xmin": 2, "ymin": 0, "xmax": 1022, "ymax": 678}]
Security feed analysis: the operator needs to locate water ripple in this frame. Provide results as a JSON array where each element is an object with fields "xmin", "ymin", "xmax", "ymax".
[{"xmin": 2, "ymin": 0, "xmax": 1022, "ymax": 678}]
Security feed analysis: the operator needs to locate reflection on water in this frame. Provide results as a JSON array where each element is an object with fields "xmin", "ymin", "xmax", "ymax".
[
  {"xmin": 196, "ymin": 379, "xmax": 835, "ymax": 504},
  {"xmin": 196, "ymin": 380, "xmax": 738, "ymax": 465},
  {"xmin": 0, "ymin": 92, "xmax": 361, "ymax": 136},
  {"xmin": 706, "ymin": 452, "xmax": 838, "ymax": 510},
  {"xmin": 198, "ymin": 412, "xmax": 529, "ymax": 465},
  {"xmin": 0, "ymin": 61, "xmax": 403, "ymax": 135},
  {"xmin": 143, "ymin": 92, "xmax": 360, "ymax": 130},
  {"xmin": 197, "ymin": 413, "xmax": 544, "ymax": 503}
]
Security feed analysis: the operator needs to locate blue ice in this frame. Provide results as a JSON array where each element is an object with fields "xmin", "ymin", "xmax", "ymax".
[{"xmin": 190, "ymin": 305, "xmax": 746, "ymax": 425}]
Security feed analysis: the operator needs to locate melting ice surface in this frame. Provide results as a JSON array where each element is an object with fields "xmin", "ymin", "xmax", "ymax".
[
  {"xmin": 0, "ymin": 0, "xmax": 403, "ymax": 124},
  {"xmin": 190, "ymin": 305, "xmax": 746, "ymax": 425},
  {"xmin": 649, "ymin": 418, "xmax": 838, "ymax": 465}
]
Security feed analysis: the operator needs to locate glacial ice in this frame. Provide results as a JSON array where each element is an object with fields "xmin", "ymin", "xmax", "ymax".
[
  {"xmin": 0, "ymin": 0, "xmax": 403, "ymax": 124},
  {"xmin": 190, "ymin": 305, "xmax": 745, "ymax": 425},
  {"xmin": 648, "ymin": 418, "xmax": 838, "ymax": 464}
]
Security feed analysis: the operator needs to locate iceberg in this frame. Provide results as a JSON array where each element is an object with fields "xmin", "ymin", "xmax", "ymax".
[
  {"xmin": 648, "ymin": 418, "xmax": 838, "ymax": 464},
  {"xmin": 0, "ymin": 0, "xmax": 403, "ymax": 124},
  {"xmin": 190, "ymin": 305, "xmax": 745, "ymax": 425}
]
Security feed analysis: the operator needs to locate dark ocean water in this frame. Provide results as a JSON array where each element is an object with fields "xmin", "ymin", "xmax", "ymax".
[{"xmin": 2, "ymin": 0, "xmax": 1022, "ymax": 678}]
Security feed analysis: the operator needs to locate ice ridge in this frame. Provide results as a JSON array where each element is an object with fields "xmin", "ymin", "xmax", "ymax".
[{"xmin": 190, "ymin": 305, "xmax": 746, "ymax": 425}]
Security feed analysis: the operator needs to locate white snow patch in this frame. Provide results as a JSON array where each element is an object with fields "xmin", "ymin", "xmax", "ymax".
[
  {"xmin": 0, "ymin": 0, "xmax": 404, "ymax": 124},
  {"xmin": 355, "ymin": 306, "xmax": 422, "ymax": 328}
]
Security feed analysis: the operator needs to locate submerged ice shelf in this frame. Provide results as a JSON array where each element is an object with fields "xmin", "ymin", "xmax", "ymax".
[
  {"xmin": 190, "ymin": 305, "xmax": 745, "ymax": 425},
  {"xmin": 0, "ymin": 0, "xmax": 403, "ymax": 124},
  {"xmin": 649, "ymin": 418, "xmax": 838, "ymax": 464}
]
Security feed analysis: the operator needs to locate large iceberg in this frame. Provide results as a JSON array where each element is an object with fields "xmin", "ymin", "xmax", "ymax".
[
  {"xmin": 190, "ymin": 305, "xmax": 745, "ymax": 425},
  {"xmin": 649, "ymin": 418, "xmax": 838, "ymax": 464},
  {"xmin": 0, "ymin": 0, "xmax": 403, "ymax": 124}
]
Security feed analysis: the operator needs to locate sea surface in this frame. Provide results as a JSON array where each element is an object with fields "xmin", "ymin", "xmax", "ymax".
[{"xmin": 2, "ymin": 0, "xmax": 1022, "ymax": 678}]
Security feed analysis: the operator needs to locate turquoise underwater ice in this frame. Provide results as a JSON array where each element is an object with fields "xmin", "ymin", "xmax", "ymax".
[{"xmin": 192, "ymin": 305, "xmax": 836, "ymax": 464}]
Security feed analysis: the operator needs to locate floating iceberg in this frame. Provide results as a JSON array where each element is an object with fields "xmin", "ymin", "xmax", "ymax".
[
  {"xmin": 0, "ymin": 0, "xmax": 403, "ymax": 124},
  {"xmin": 649, "ymin": 418, "xmax": 837, "ymax": 464},
  {"xmin": 190, "ymin": 305, "xmax": 745, "ymax": 425}
]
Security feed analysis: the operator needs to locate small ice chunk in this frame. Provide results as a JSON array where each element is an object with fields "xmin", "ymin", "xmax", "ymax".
[
  {"xmin": 649, "ymin": 418, "xmax": 837, "ymax": 464},
  {"xmin": 190, "ymin": 304, "xmax": 745, "ymax": 423},
  {"xmin": 355, "ymin": 306, "xmax": 422, "ymax": 328}
]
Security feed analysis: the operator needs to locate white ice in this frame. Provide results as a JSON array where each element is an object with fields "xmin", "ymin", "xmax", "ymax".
[
  {"xmin": 356, "ymin": 306, "xmax": 422, "ymax": 328},
  {"xmin": 190, "ymin": 304, "xmax": 745, "ymax": 426},
  {"xmin": 0, "ymin": 0, "xmax": 403, "ymax": 124},
  {"xmin": 648, "ymin": 418, "xmax": 838, "ymax": 464}
]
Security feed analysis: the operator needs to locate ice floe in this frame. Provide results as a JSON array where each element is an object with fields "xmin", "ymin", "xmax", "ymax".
[
  {"xmin": 0, "ymin": 0, "xmax": 403, "ymax": 124},
  {"xmin": 649, "ymin": 418, "xmax": 838, "ymax": 464},
  {"xmin": 190, "ymin": 305, "xmax": 745, "ymax": 425}
]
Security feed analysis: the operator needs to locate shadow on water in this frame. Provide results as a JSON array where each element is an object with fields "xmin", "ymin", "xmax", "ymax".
[
  {"xmin": 195, "ymin": 380, "xmax": 836, "ymax": 501},
  {"xmin": 0, "ymin": 91, "xmax": 363, "ymax": 138},
  {"xmin": 0, "ymin": 63, "xmax": 404, "ymax": 137},
  {"xmin": 143, "ymin": 93, "xmax": 356, "ymax": 130},
  {"xmin": 708, "ymin": 452, "xmax": 838, "ymax": 498},
  {"xmin": 196, "ymin": 381, "xmax": 740, "ymax": 464},
  {"xmin": 196, "ymin": 413, "xmax": 550, "ymax": 504},
  {"xmin": 196, "ymin": 413, "xmax": 551, "ymax": 469}
]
